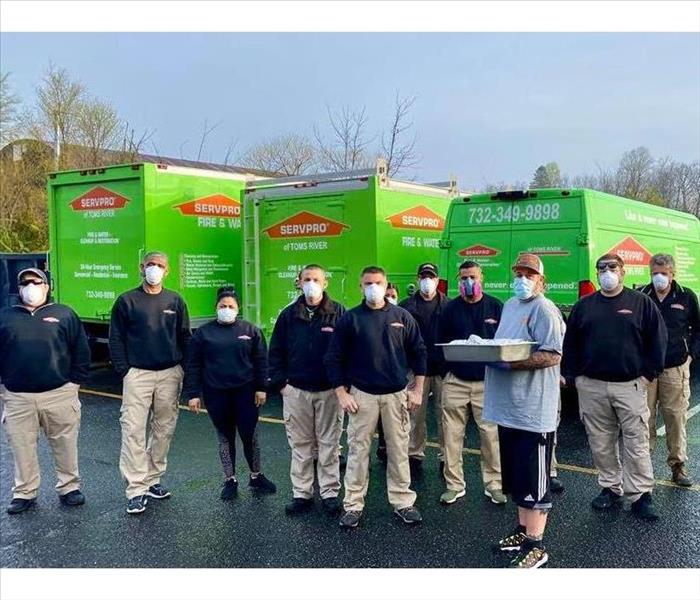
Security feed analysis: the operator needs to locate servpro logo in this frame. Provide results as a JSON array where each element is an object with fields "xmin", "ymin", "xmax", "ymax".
[
  {"xmin": 263, "ymin": 211, "xmax": 349, "ymax": 238},
  {"xmin": 386, "ymin": 205, "xmax": 445, "ymax": 231},
  {"xmin": 173, "ymin": 194, "xmax": 241, "ymax": 217},
  {"xmin": 70, "ymin": 186, "xmax": 129, "ymax": 211},
  {"xmin": 457, "ymin": 244, "xmax": 500, "ymax": 257},
  {"xmin": 607, "ymin": 237, "xmax": 652, "ymax": 266}
]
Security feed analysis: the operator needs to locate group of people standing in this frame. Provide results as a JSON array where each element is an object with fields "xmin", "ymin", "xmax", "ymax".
[{"xmin": 0, "ymin": 247, "xmax": 697, "ymax": 569}]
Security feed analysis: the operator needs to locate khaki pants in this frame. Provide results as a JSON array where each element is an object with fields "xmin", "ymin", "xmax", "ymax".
[
  {"xmin": 441, "ymin": 373, "xmax": 501, "ymax": 492},
  {"xmin": 647, "ymin": 358, "xmax": 691, "ymax": 469},
  {"xmin": 408, "ymin": 374, "xmax": 444, "ymax": 461},
  {"xmin": 576, "ymin": 375, "xmax": 654, "ymax": 501},
  {"xmin": 343, "ymin": 387, "xmax": 416, "ymax": 511},
  {"xmin": 2, "ymin": 383, "xmax": 81, "ymax": 499},
  {"xmin": 119, "ymin": 365, "xmax": 183, "ymax": 498},
  {"xmin": 283, "ymin": 385, "xmax": 343, "ymax": 499},
  {"xmin": 550, "ymin": 395, "xmax": 562, "ymax": 477}
]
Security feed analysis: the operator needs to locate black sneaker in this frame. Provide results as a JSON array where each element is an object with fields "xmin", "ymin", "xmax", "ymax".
[
  {"xmin": 126, "ymin": 495, "xmax": 148, "ymax": 514},
  {"xmin": 249, "ymin": 473, "xmax": 277, "ymax": 494},
  {"xmin": 339, "ymin": 454, "xmax": 347, "ymax": 471},
  {"xmin": 321, "ymin": 497, "xmax": 341, "ymax": 515},
  {"xmin": 631, "ymin": 492, "xmax": 660, "ymax": 521},
  {"xmin": 59, "ymin": 490, "xmax": 85, "ymax": 506},
  {"xmin": 591, "ymin": 487, "xmax": 623, "ymax": 510},
  {"xmin": 549, "ymin": 477, "xmax": 564, "ymax": 493},
  {"xmin": 146, "ymin": 484, "xmax": 171, "ymax": 499},
  {"xmin": 509, "ymin": 541, "xmax": 549, "ymax": 569},
  {"xmin": 493, "ymin": 525, "xmax": 527, "ymax": 552},
  {"xmin": 339, "ymin": 509, "xmax": 362, "ymax": 528},
  {"xmin": 376, "ymin": 445, "xmax": 387, "ymax": 464},
  {"xmin": 220, "ymin": 478, "xmax": 238, "ymax": 501},
  {"xmin": 7, "ymin": 498, "xmax": 36, "ymax": 515},
  {"xmin": 285, "ymin": 497, "xmax": 313, "ymax": 515},
  {"xmin": 394, "ymin": 505, "xmax": 423, "ymax": 524}
]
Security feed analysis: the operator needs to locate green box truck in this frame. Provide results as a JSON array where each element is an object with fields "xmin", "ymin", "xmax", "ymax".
[
  {"xmin": 438, "ymin": 188, "xmax": 700, "ymax": 313},
  {"xmin": 242, "ymin": 161, "xmax": 455, "ymax": 335},
  {"xmin": 48, "ymin": 161, "xmax": 268, "ymax": 340}
]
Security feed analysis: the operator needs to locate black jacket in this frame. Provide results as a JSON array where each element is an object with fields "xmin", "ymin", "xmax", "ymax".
[
  {"xmin": 268, "ymin": 293, "xmax": 345, "ymax": 393},
  {"xmin": 182, "ymin": 318, "xmax": 268, "ymax": 399},
  {"xmin": 399, "ymin": 290, "xmax": 449, "ymax": 376},
  {"xmin": 437, "ymin": 294, "xmax": 504, "ymax": 381},
  {"xmin": 639, "ymin": 280, "xmax": 700, "ymax": 368},
  {"xmin": 109, "ymin": 286, "xmax": 191, "ymax": 376},
  {"xmin": 561, "ymin": 287, "xmax": 667, "ymax": 383},
  {"xmin": 0, "ymin": 303, "xmax": 91, "ymax": 393},
  {"xmin": 324, "ymin": 301, "xmax": 427, "ymax": 395}
]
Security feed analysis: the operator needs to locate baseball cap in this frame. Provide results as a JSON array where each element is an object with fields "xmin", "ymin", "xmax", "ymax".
[
  {"xmin": 417, "ymin": 262, "xmax": 439, "ymax": 276},
  {"xmin": 17, "ymin": 268, "xmax": 49, "ymax": 285},
  {"xmin": 512, "ymin": 254, "xmax": 544, "ymax": 276}
]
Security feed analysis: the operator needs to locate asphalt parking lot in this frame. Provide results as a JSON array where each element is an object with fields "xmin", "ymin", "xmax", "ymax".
[{"xmin": 1, "ymin": 366, "xmax": 699, "ymax": 569}]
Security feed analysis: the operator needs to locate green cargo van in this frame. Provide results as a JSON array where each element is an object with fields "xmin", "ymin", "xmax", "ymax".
[
  {"xmin": 242, "ymin": 161, "xmax": 455, "ymax": 335},
  {"xmin": 438, "ymin": 188, "xmax": 700, "ymax": 313},
  {"xmin": 48, "ymin": 161, "xmax": 267, "ymax": 340}
]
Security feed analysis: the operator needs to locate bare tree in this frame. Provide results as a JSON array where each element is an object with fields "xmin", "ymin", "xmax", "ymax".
[
  {"xmin": 73, "ymin": 96, "xmax": 121, "ymax": 165},
  {"xmin": 380, "ymin": 92, "xmax": 420, "ymax": 177},
  {"xmin": 313, "ymin": 104, "xmax": 375, "ymax": 171},
  {"xmin": 241, "ymin": 133, "xmax": 317, "ymax": 175},
  {"xmin": 32, "ymin": 64, "xmax": 85, "ymax": 166},
  {"xmin": 615, "ymin": 146, "xmax": 654, "ymax": 198},
  {"xmin": 196, "ymin": 118, "xmax": 222, "ymax": 161},
  {"xmin": 0, "ymin": 72, "xmax": 22, "ymax": 146}
]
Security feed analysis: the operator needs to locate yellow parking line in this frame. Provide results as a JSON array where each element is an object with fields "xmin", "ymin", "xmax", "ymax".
[{"xmin": 80, "ymin": 388, "xmax": 698, "ymax": 491}]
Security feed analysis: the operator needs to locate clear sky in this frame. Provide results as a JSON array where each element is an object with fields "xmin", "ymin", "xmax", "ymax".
[{"xmin": 1, "ymin": 32, "xmax": 698, "ymax": 189}]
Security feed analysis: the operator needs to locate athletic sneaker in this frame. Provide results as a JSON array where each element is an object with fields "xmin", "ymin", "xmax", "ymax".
[
  {"xmin": 509, "ymin": 543, "xmax": 549, "ymax": 569},
  {"xmin": 146, "ymin": 484, "xmax": 171, "ymax": 499},
  {"xmin": 285, "ymin": 497, "xmax": 313, "ymax": 515},
  {"xmin": 671, "ymin": 464, "xmax": 692, "ymax": 487},
  {"xmin": 631, "ymin": 492, "xmax": 660, "ymax": 521},
  {"xmin": 484, "ymin": 488, "xmax": 507, "ymax": 505},
  {"xmin": 550, "ymin": 477, "xmax": 564, "ymax": 493},
  {"xmin": 6, "ymin": 498, "xmax": 36, "ymax": 515},
  {"xmin": 220, "ymin": 478, "xmax": 238, "ymax": 501},
  {"xmin": 440, "ymin": 489, "xmax": 466, "ymax": 504},
  {"xmin": 249, "ymin": 473, "xmax": 277, "ymax": 494},
  {"xmin": 493, "ymin": 526, "xmax": 527, "ymax": 552},
  {"xmin": 59, "ymin": 490, "xmax": 85, "ymax": 506},
  {"xmin": 591, "ymin": 487, "xmax": 623, "ymax": 510},
  {"xmin": 126, "ymin": 495, "xmax": 148, "ymax": 514},
  {"xmin": 321, "ymin": 497, "xmax": 341, "ymax": 515},
  {"xmin": 394, "ymin": 506, "xmax": 423, "ymax": 524},
  {"xmin": 339, "ymin": 510, "xmax": 362, "ymax": 528}
]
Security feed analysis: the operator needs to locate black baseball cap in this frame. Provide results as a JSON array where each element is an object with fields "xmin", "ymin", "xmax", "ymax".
[
  {"xmin": 417, "ymin": 263, "xmax": 439, "ymax": 276},
  {"xmin": 17, "ymin": 268, "xmax": 49, "ymax": 285}
]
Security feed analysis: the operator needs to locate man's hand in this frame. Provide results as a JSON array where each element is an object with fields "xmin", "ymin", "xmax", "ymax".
[
  {"xmin": 255, "ymin": 391, "xmax": 267, "ymax": 407},
  {"xmin": 336, "ymin": 387, "xmax": 359, "ymax": 414},
  {"xmin": 407, "ymin": 388, "xmax": 423, "ymax": 411},
  {"xmin": 560, "ymin": 376, "xmax": 567, "ymax": 387},
  {"xmin": 188, "ymin": 398, "xmax": 201, "ymax": 414}
]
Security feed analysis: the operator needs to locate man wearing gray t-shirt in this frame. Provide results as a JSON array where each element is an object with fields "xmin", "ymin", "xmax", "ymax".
[{"xmin": 484, "ymin": 254, "xmax": 565, "ymax": 569}]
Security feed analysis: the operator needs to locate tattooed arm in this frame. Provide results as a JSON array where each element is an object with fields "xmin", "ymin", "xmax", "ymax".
[{"xmin": 509, "ymin": 350, "xmax": 561, "ymax": 371}]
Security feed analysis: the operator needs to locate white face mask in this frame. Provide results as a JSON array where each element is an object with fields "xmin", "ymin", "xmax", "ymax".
[
  {"xmin": 217, "ymin": 307, "xmax": 238, "ymax": 324},
  {"xmin": 302, "ymin": 281, "xmax": 323, "ymax": 301},
  {"xmin": 364, "ymin": 283, "xmax": 386, "ymax": 304},
  {"xmin": 20, "ymin": 283, "xmax": 46, "ymax": 307},
  {"xmin": 598, "ymin": 270, "xmax": 620, "ymax": 292},
  {"xmin": 387, "ymin": 296, "xmax": 398, "ymax": 305},
  {"xmin": 144, "ymin": 265, "xmax": 165, "ymax": 286},
  {"xmin": 419, "ymin": 277, "xmax": 438, "ymax": 296},
  {"xmin": 513, "ymin": 276, "xmax": 535, "ymax": 300},
  {"xmin": 652, "ymin": 273, "xmax": 670, "ymax": 292}
]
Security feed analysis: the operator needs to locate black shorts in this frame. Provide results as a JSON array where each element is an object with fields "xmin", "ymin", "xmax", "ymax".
[{"xmin": 498, "ymin": 425, "xmax": 555, "ymax": 511}]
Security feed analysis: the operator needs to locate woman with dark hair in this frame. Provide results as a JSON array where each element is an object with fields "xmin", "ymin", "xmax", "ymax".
[{"xmin": 183, "ymin": 286, "xmax": 276, "ymax": 500}]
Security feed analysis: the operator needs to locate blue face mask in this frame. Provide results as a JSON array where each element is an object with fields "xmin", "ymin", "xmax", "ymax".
[{"xmin": 513, "ymin": 276, "xmax": 535, "ymax": 300}]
